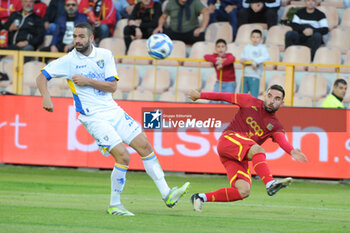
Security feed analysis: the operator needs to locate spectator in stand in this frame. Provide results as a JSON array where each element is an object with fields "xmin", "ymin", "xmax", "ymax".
[
  {"xmin": 40, "ymin": 0, "xmax": 89, "ymax": 54},
  {"xmin": 34, "ymin": 0, "xmax": 47, "ymax": 18},
  {"xmin": 284, "ymin": 0, "xmax": 328, "ymax": 60},
  {"xmin": 124, "ymin": 0, "xmax": 162, "ymax": 51},
  {"xmin": 0, "ymin": 0, "xmax": 22, "ymax": 25},
  {"xmin": 43, "ymin": 0, "xmax": 66, "ymax": 35},
  {"xmin": 240, "ymin": 29, "xmax": 269, "ymax": 98},
  {"xmin": 204, "ymin": 38, "xmax": 236, "ymax": 96},
  {"xmin": 153, "ymin": 0, "xmax": 209, "ymax": 45},
  {"xmin": 238, "ymin": 0, "xmax": 279, "ymax": 30},
  {"xmin": 207, "ymin": 0, "xmax": 242, "ymax": 41},
  {"xmin": 4, "ymin": 0, "xmax": 45, "ymax": 51},
  {"xmin": 113, "ymin": 0, "xmax": 135, "ymax": 21},
  {"xmin": 322, "ymin": 79, "xmax": 347, "ymax": 109},
  {"xmin": 78, "ymin": 0, "xmax": 117, "ymax": 44}
]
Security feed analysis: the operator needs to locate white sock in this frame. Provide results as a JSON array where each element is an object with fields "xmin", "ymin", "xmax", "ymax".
[
  {"xmin": 199, "ymin": 193, "xmax": 207, "ymax": 202},
  {"xmin": 266, "ymin": 180, "xmax": 275, "ymax": 189},
  {"xmin": 110, "ymin": 163, "xmax": 128, "ymax": 206},
  {"xmin": 142, "ymin": 152, "xmax": 170, "ymax": 199}
]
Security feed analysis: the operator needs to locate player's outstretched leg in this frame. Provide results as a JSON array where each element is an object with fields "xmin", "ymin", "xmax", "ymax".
[
  {"xmin": 267, "ymin": 177, "xmax": 292, "ymax": 196},
  {"xmin": 191, "ymin": 193, "xmax": 204, "ymax": 212},
  {"xmin": 191, "ymin": 185, "xmax": 245, "ymax": 212},
  {"xmin": 107, "ymin": 144, "xmax": 134, "ymax": 216},
  {"xmin": 164, "ymin": 182, "xmax": 191, "ymax": 208},
  {"xmin": 130, "ymin": 133, "xmax": 190, "ymax": 208},
  {"xmin": 250, "ymin": 149, "xmax": 293, "ymax": 196}
]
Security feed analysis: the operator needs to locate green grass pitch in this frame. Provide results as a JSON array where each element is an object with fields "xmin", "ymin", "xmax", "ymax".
[{"xmin": 0, "ymin": 165, "xmax": 350, "ymax": 233}]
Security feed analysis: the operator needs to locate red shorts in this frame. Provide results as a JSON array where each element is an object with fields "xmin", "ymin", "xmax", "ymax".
[{"xmin": 217, "ymin": 131, "xmax": 256, "ymax": 186}]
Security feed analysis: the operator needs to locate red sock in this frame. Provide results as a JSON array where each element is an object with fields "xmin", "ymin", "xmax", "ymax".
[
  {"xmin": 252, "ymin": 153, "xmax": 274, "ymax": 185},
  {"xmin": 205, "ymin": 187, "xmax": 243, "ymax": 202}
]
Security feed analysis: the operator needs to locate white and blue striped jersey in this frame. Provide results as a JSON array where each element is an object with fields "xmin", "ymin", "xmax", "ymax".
[{"xmin": 42, "ymin": 46, "xmax": 119, "ymax": 115}]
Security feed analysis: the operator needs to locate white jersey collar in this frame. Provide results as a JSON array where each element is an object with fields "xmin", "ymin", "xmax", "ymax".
[{"xmin": 74, "ymin": 44, "xmax": 96, "ymax": 59}]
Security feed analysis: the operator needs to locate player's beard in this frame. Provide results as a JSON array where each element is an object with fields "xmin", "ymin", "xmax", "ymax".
[
  {"xmin": 75, "ymin": 39, "xmax": 90, "ymax": 54},
  {"xmin": 263, "ymin": 102, "xmax": 279, "ymax": 113}
]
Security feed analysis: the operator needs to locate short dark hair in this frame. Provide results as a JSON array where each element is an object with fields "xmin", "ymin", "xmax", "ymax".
[
  {"xmin": 75, "ymin": 22, "xmax": 94, "ymax": 36},
  {"xmin": 268, "ymin": 84, "xmax": 285, "ymax": 98},
  {"xmin": 334, "ymin": 78, "xmax": 347, "ymax": 87},
  {"xmin": 251, "ymin": 29, "xmax": 262, "ymax": 37},
  {"xmin": 215, "ymin": 38, "xmax": 227, "ymax": 46}
]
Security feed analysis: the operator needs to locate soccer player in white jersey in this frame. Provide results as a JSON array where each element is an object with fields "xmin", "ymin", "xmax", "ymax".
[{"xmin": 36, "ymin": 22, "xmax": 190, "ymax": 216}]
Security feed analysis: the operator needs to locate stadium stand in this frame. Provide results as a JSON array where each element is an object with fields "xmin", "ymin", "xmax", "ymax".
[
  {"xmin": 265, "ymin": 44, "xmax": 280, "ymax": 70},
  {"xmin": 138, "ymin": 67, "xmax": 171, "ymax": 93},
  {"xmin": 183, "ymin": 41, "xmax": 215, "ymax": 67},
  {"xmin": 339, "ymin": 50, "xmax": 350, "ymax": 73},
  {"xmin": 0, "ymin": 59, "xmax": 13, "ymax": 89},
  {"xmin": 99, "ymin": 37, "xmax": 126, "ymax": 61},
  {"xmin": 293, "ymin": 95, "xmax": 313, "ymax": 107},
  {"xmin": 340, "ymin": 8, "xmax": 350, "ymax": 27},
  {"xmin": 320, "ymin": 0, "xmax": 344, "ymax": 8},
  {"xmin": 227, "ymin": 42, "xmax": 245, "ymax": 69},
  {"xmin": 202, "ymin": 71, "xmax": 217, "ymax": 92},
  {"xmin": 205, "ymin": 22, "xmax": 233, "ymax": 43},
  {"xmin": 113, "ymin": 18, "xmax": 128, "ymax": 38},
  {"xmin": 317, "ymin": 6, "xmax": 339, "ymax": 29},
  {"xmin": 127, "ymin": 89, "xmax": 155, "ymax": 101},
  {"xmin": 116, "ymin": 66, "xmax": 140, "ymax": 91},
  {"xmin": 308, "ymin": 47, "xmax": 342, "ymax": 72},
  {"xmin": 327, "ymin": 27, "xmax": 350, "ymax": 53},
  {"xmin": 277, "ymin": 45, "xmax": 311, "ymax": 71},
  {"xmin": 154, "ymin": 40, "xmax": 186, "ymax": 66},
  {"xmin": 171, "ymin": 68, "xmax": 202, "ymax": 92},
  {"xmin": 122, "ymin": 39, "xmax": 151, "ymax": 65},
  {"xmin": 234, "ymin": 23, "xmax": 265, "ymax": 45},
  {"xmin": 265, "ymin": 25, "xmax": 292, "ymax": 51},
  {"xmin": 297, "ymin": 74, "xmax": 328, "ymax": 100},
  {"xmin": 159, "ymin": 91, "xmax": 186, "ymax": 102}
]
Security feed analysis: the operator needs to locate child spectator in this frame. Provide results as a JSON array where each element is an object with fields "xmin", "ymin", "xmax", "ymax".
[
  {"xmin": 204, "ymin": 39, "xmax": 236, "ymax": 95},
  {"xmin": 240, "ymin": 29, "xmax": 269, "ymax": 98}
]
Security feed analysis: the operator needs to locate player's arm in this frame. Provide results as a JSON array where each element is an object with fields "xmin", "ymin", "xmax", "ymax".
[
  {"xmin": 189, "ymin": 89, "xmax": 253, "ymax": 105},
  {"xmin": 72, "ymin": 74, "xmax": 118, "ymax": 92},
  {"xmin": 273, "ymin": 132, "xmax": 307, "ymax": 162},
  {"xmin": 36, "ymin": 73, "xmax": 54, "ymax": 112},
  {"xmin": 189, "ymin": 89, "xmax": 236, "ymax": 103},
  {"xmin": 221, "ymin": 53, "xmax": 235, "ymax": 66}
]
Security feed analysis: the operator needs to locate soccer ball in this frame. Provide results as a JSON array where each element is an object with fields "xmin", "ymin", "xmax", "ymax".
[{"xmin": 147, "ymin": 33, "xmax": 173, "ymax": 60}]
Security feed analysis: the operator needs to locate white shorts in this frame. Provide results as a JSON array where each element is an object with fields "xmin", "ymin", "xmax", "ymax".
[{"xmin": 78, "ymin": 107, "xmax": 142, "ymax": 157}]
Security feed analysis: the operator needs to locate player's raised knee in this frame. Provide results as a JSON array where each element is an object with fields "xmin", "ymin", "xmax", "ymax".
[
  {"xmin": 247, "ymin": 144, "xmax": 265, "ymax": 160},
  {"xmin": 238, "ymin": 186, "xmax": 250, "ymax": 198},
  {"xmin": 130, "ymin": 133, "xmax": 153, "ymax": 156}
]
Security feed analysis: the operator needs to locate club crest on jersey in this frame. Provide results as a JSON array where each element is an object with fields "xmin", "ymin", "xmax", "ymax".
[
  {"xmin": 267, "ymin": 123, "xmax": 274, "ymax": 131},
  {"xmin": 96, "ymin": 59, "xmax": 104, "ymax": 68}
]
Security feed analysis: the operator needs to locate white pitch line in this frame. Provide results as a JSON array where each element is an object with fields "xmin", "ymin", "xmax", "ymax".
[{"xmin": 1, "ymin": 191, "xmax": 349, "ymax": 212}]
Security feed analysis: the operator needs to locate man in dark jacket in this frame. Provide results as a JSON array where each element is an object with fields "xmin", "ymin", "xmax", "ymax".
[
  {"xmin": 238, "ymin": 0, "xmax": 279, "ymax": 30},
  {"xmin": 43, "ymin": 0, "xmax": 66, "ymax": 34},
  {"xmin": 207, "ymin": 0, "xmax": 242, "ymax": 40},
  {"xmin": 40, "ymin": 0, "xmax": 89, "ymax": 53},
  {"xmin": 123, "ymin": 0, "xmax": 162, "ymax": 51},
  {"xmin": 4, "ymin": 0, "xmax": 45, "ymax": 51},
  {"xmin": 285, "ymin": 0, "xmax": 328, "ymax": 60}
]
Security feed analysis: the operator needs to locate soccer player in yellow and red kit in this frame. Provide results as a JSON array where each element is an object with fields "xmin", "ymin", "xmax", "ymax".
[{"xmin": 188, "ymin": 85, "xmax": 307, "ymax": 212}]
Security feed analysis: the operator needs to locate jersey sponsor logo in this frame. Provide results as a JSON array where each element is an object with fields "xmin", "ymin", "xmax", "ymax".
[
  {"xmin": 143, "ymin": 110, "xmax": 162, "ymax": 129},
  {"xmin": 246, "ymin": 116, "xmax": 264, "ymax": 136},
  {"xmin": 267, "ymin": 123, "xmax": 274, "ymax": 131},
  {"xmin": 76, "ymin": 65, "xmax": 86, "ymax": 69},
  {"xmin": 96, "ymin": 59, "xmax": 104, "ymax": 69}
]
